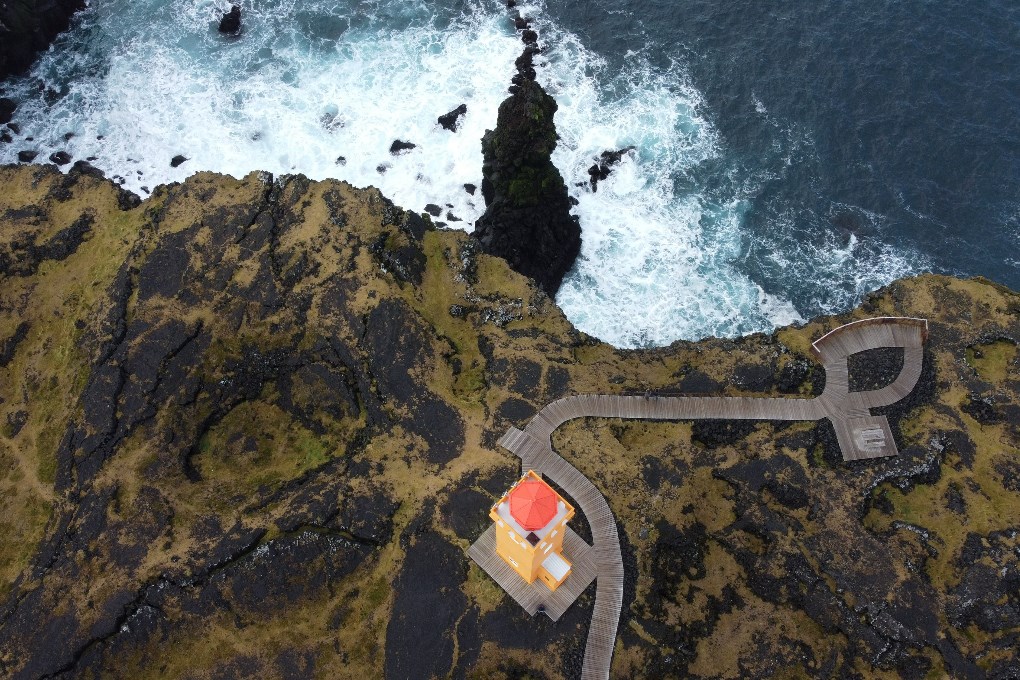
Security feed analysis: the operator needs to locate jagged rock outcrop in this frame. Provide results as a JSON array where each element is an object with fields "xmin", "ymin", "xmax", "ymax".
[
  {"xmin": 0, "ymin": 0, "xmax": 86, "ymax": 79},
  {"xmin": 473, "ymin": 77, "xmax": 580, "ymax": 297},
  {"xmin": 588, "ymin": 146, "xmax": 635, "ymax": 192},
  {"xmin": 218, "ymin": 4, "xmax": 241, "ymax": 35},
  {"xmin": 437, "ymin": 103, "xmax": 467, "ymax": 132},
  {"xmin": 389, "ymin": 139, "xmax": 416, "ymax": 154}
]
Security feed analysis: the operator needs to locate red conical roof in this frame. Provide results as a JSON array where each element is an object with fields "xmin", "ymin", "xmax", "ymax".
[{"xmin": 509, "ymin": 478, "xmax": 558, "ymax": 531}]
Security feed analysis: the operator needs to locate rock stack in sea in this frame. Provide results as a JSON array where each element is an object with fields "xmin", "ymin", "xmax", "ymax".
[
  {"xmin": 472, "ymin": 13, "xmax": 580, "ymax": 298},
  {"xmin": 218, "ymin": 5, "xmax": 242, "ymax": 35}
]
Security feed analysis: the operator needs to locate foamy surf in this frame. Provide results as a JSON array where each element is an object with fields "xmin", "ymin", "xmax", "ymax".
[
  {"xmin": 0, "ymin": 0, "xmax": 924, "ymax": 347},
  {"xmin": 0, "ymin": 0, "xmax": 518, "ymax": 227}
]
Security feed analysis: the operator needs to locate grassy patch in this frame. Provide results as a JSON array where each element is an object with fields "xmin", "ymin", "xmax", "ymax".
[
  {"xmin": 965, "ymin": 339, "xmax": 1017, "ymax": 383},
  {"xmin": 190, "ymin": 401, "xmax": 350, "ymax": 509},
  {"xmin": 0, "ymin": 491, "xmax": 51, "ymax": 599}
]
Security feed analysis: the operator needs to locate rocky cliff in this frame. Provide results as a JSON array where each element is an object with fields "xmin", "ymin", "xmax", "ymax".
[
  {"xmin": 0, "ymin": 164, "xmax": 1018, "ymax": 679},
  {"xmin": 0, "ymin": 0, "xmax": 85, "ymax": 79}
]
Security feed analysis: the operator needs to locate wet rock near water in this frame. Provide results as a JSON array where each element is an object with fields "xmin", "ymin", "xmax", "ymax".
[
  {"xmin": 0, "ymin": 98, "xmax": 16, "ymax": 125},
  {"xmin": 170, "ymin": 154, "xmax": 188, "ymax": 167},
  {"xmin": 218, "ymin": 4, "xmax": 241, "ymax": 34},
  {"xmin": 389, "ymin": 139, "xmax": 416, "ymax": 154},
  {"xmin": 587, "ymin": 146, "xmax": 635, "ymax": 192},
  {"xmin": 437, "ymin": 103, "xmax": 467, "ymax": 132}
]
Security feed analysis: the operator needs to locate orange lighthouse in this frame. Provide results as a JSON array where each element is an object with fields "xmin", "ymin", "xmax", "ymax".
[{"xmin": 489, "ymin": 470, "xmax": 575, "ymax": 591}]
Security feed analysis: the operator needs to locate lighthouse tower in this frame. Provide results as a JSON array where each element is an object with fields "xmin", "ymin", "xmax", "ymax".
[{"xmin": 489, "ymin": 470, "xmax": 575, "ymax": 591}]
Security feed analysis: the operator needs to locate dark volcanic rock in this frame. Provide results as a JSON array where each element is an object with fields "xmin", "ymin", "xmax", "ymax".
[
  {"xmin": 961, "ymin": 393, "xmax": 1002, "ymax": 424},
  {"xmin": 437, "ymin": 103, "xmax": 467, "ymax": 132},
  {"xmin": 218, "ymin": 4, "xmax": 241, "ymax": 34},
  {"xmin": 472, "ymin": 78, "xmax": 580, "ymax": 297},
  {"xmin": 777, "ymin": 358, "xmax": 813, "ymax": 393},
  {"xmin": 496, "ymin": 397, "xmax": 533, "ymax": 425},
  {"xmin": 587, "ymin": 146, "xmax": 635, "ymax": 192},
  {"xmin": 0, "ymin": 320, "xmax": 30, "ymax": 367},
  {"xmin": 848, "ymin": 346, "xmax": 904, "ymax": 392},
  {"xmin": 0, "ymin": 210, "xmax": 94, "ymax": 278},
  {"xmin": 0, "ymin": 98, "xmax": 16, "ymax": 124},
  {"xmin": 950, "ymin": 538, "xmax": 1020, "ymax": 633},
  {"xmin": 170, "ymin": 154, "xmax": 188, "ymax": 168},
  {"xmin": 692, "ymin": 419, "xmax": 757, "ymax": 449},
  {"xmin": 368, "ymin": 229, "xmax": 426, "ymax": 285},
  {"xmin": 651, "ymin": 520, "xmax": 708, "ymax": 604},
  {"xmin": 48, "ymin": 150, "xmax": 72, "ymax": 165},
  {"xmin": 17, "ymin": 149, "xmax": 37, "ymax": 163},
  {"xmin": 1, "ymin": 164, "xmax": 1015, "ymax": 679},
  {"xmin": 0, "ymin": 0, "xmax": 86, "ymax": 79},
  {"xmin": 365, "ymin": 300, "xmax": 465, "ymax": 465},
  {"xmin": 442, "ymin": 487, "xmax": 492, "ymax": 541},
  {"xmin": 677, "ymin": 369, "xmax": 723, "ymax": 394},
  {"xmin": 733, "ymin": 361, "xmax": 776, "ymax": 392},
  {"xmin": 717, "ymin": 454, "xmax": 810, "ymax": 510},
  {"xmin": 389, "ymin": 139, "xmax": 416, "ymax": 154},
  {"xmin": 386, "ymin": 524, "xmax": 466, "ymax": 680}
]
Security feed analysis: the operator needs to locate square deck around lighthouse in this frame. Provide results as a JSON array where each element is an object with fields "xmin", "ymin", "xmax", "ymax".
[{"xmin": 468, "ymin": 524, "xmax": 597, "ymax": 621}]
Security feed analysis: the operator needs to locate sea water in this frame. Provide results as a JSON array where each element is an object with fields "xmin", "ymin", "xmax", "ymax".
[{"xmin": 2, "ymin": 0, "xmax": 1016, "ymax": 347}]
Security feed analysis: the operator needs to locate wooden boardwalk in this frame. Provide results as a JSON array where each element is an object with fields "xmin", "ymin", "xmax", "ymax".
[
  {"xmin": 470, "ymin": 317, "xmax": 928, "ymax": 679},
  {"xmin": 494, "ymin": 427, "xmax": 625, "ymax": 680}
]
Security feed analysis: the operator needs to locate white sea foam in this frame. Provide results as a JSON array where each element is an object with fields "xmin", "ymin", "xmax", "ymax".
[
  {"xmin": 530, "ymin": 16, "xmax": 806, "ymax": 345},
  {"xmin": 1, "ymin": 0, "xmax": 518, "ymax": 225},
  {"xmin": 0, "ymin": 0, "xmax": 922, "ymax": 347}
]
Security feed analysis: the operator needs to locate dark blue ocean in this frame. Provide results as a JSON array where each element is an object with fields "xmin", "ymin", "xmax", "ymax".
[
  {"xmin": 550, "ymin": 0, "xmax": 1020, "ymax": 302},
  {"xmin": 2, "ymin": 0, "xmax": 1018, "ymax": 346}
]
